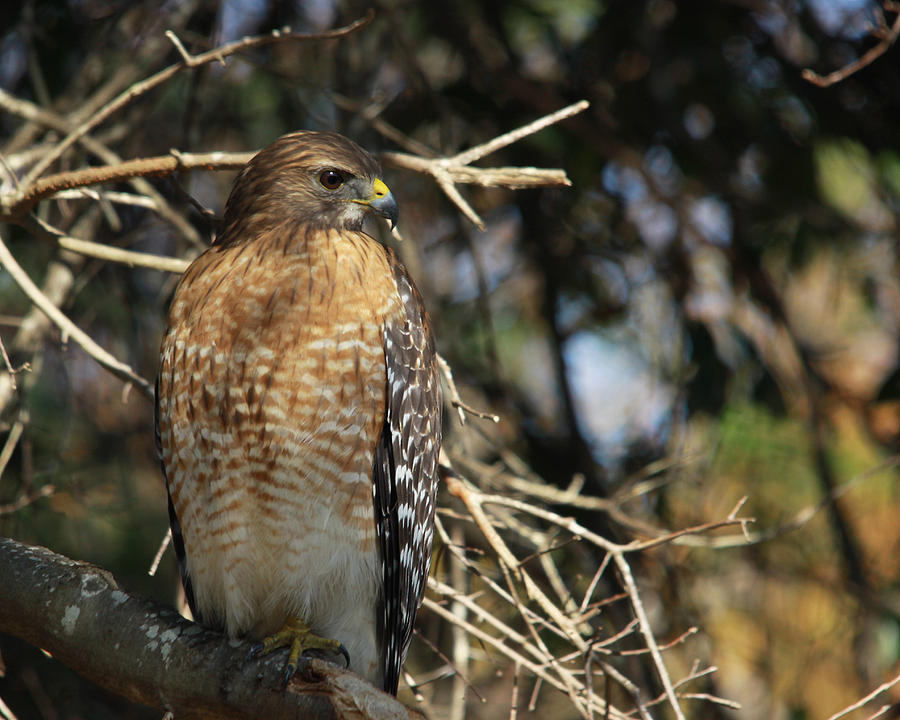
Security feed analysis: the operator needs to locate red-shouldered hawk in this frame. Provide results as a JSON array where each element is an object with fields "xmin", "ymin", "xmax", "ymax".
[{"xmin": 155, "ymin": 131, "xmax": 442, "ymax": 695}]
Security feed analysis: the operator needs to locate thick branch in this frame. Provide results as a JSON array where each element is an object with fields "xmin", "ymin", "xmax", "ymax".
[
  {"xmin": 0, "ymin": 538, "xmax": 420, "ymax": 720},
  {"xmin": 0, "ymin": 151, "xmax": 254, "ymax": 221}
]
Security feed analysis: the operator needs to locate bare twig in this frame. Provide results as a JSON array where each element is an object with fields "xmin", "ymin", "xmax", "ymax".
[
  {"xmin": 450, "ymin": 100, "xmax": 590, "ymax": 166},
  {"xmin": 421, "ymin": 595, "xmax": 627, "ymax": 720},
  {"xmin": 147, "ymin": 529, "xmax": 172, "ymax": 577},
  {"xmin": 612, "ymin": 555, "xmax": 685, "ymax": 720},
  {"xmin": 17, "ymin": 13, "xmax": 373, "ymax": 188},
  {"xmin": 0, "ymin": 334, "xmax": 19, "ymax": 391},
  {"xmin": 441, "ymin": 471, "xmax": 747, "ymax": 720},
  {"xmin": 0, "ymin": 412, "xmax": 27, "ymax": 478},
  {"xmin": 56, "ymin": 235, "xmax": 192, "ymax": 274},
  {"xmin": 0, "ymin": 485, "xmax": 55, "ymax": 515},
  {"xmin": 437, "ymin": 354, "xmax": 500, "ymax": 425},
  {"xmin": 802, "ymin": 4, "xmax": 900, "ymax": 86},
  {"xmin": 624, "ymin": 496, "xmax": 754, "ymax": 552},
  {"xmin": 0, "ymin": 696, "xmax": 18, "ymax": 720},
  {"xmin": 381, "ymin": 101, "xmax": 589, "ymax": 229},
  {"xmin": 0, "ymin": 232, "xmax": 153, "ymax": 399},
  {"xmin": 0, "ymin": 87, "xmax": 203, "ymax": 246},
  {"xmin": 446, "ymin": 475, "xmax": 588, "ymax": 651},
  {"xmin": 827, "ymin": 671, "xmax": 900, "ymax": 720},
  {"xmin": 449, "ymin": 523, "xmax": 472, "ymax": 720},
  {"xmin": 330, "ymin": 92, "xmax": 438, "ymax": 158},
  {"xmin": 508, "ymin": 663, "xmax": 520, "ymax": 720}
]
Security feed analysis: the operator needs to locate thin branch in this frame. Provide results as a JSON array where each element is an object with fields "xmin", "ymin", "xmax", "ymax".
[
  {"xmin": 612, "ymin": 553, "xmax": 685, "ymax": 720},
  {"xmin": 0, "ymin": 87, "xmax": 203, "ymax": 246},
  {"xmin": 615, "ymin": 627, "xmax": 698, "ymax": 657},
  {"xmin": 446, "ymin": 474, "xmax": 588, "ymax": 651},
  {"xmin": 0, "ymin": 231, "xmax": 153, "ymax": 399},
  {"xmin": 450, "ymin": 101, "xmax": 590, "ymax": 166},
  {"xmin": 330, "ymin": 92, "xmax": 438, "ymax": 158},
  {"xmin": 0, "ymin": 484, "xmax": 55, "ymax": 515},
  {"xmin": 448, "ymin": 523, "xmax": 473, "ymax": 720},
  {"xmin": 508, "ymin": 663, "xmax": 520, "ymax": 720},
  {"xmin": 434, "ymin": 169, "xmax": 486, "ymax": 230},
  {"xmin": 443, "ymin": 473, "xmax": 739, "ymax": 720},
  {"xmin": 0, "ymin": 334, "xmax": 20, "ymax": 391},
  {"xmin": 17, "ymin": 13, "xmax": 373, "ymax": 188},
  {"xmin": 0, "ymin": 412, "xmax": 27, "ymax": 478},
  {"xmin": 56, "ymin": 235, "xmax": 192, "ymax": 274},
  {"xmin": 679, "ymin": 692, "xmax": 741, "ymax": 710},
  {"xmin": 624, "ymin": 497, "xmax": 754, "ymax": 552},
  {"xmin": 148, "ymin": 529, "xmax": 172, "ymax": 577},
  {"xmin": 802, "ymin": 4, "xmax": 900, "ymax": 86},
  {"xmin": 437, "ymin": 354, "xmax": 499, "ymax": 425},
  {"xmin": 52, "ymin": 188, "xmax": 163, "ymax": 209},
  {"xmin": 673, "ymin": 454, "xmax": 900, "ymax": 549},
  {"xmin": 827, "ymin": 672, "xmax": 900, "ymax": 720},
  {"xmin": 382, "ymin": 154, "xmax": 572, "ymax": 190},
  {"xmin": 0, "ymin": 696, "xmax": 17, "ymax": 720},
  {"xmin": 421, "ymin": 596, "xmax": 627, "ymax": 720},
  {"xmin": 380, "ymin": 101, "xmax": 589, "ymax": 229}
]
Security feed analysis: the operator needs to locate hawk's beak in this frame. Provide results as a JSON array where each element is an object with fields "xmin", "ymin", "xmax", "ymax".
[{"xmin": 362, "ymin": 178, "xmax": 399, "ymax": 229}]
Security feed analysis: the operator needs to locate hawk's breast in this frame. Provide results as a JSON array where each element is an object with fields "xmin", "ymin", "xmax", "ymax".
[{"xmin": 157, "ymin": 227, "xmax": 400, "ymax": 658}]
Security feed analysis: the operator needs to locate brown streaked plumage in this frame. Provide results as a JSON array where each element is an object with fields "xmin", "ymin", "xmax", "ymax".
[{"xmin": 155, "ymin": 131, "xmax": 442, "ymax": 694}]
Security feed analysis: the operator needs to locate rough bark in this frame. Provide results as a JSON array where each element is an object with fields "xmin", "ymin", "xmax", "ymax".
[{"xmin": 0, "ymin": 538, "xmax": 420, "ymax": 720}]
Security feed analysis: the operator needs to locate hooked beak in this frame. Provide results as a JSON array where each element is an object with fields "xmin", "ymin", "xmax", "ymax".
[{"xmin": 357, "ymin": 177, "xmax": 399, "ymax": 229}]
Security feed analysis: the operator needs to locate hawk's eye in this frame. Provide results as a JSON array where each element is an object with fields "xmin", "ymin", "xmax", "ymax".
[{"xmin": 319, "ymin": 170, "xmax": 345, "ymax": 190}]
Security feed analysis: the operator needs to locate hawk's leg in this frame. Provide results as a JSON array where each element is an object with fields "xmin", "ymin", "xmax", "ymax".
[{"xmin": 247, "ymin": 618, "xmax": 351, "ymax": 687}]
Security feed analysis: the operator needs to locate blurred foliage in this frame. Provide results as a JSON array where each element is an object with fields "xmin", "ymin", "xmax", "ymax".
[{"xmin": 1, "ymin": 0, "xmax": 900, "ymax": 718}]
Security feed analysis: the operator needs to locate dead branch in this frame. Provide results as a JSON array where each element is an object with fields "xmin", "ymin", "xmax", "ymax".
[
  {"xmin": 0, "ymin": 231, "xmax": 153, "ymax": 399},
  {"xmin": 827, "ymin": 671, "xmax": 900, "ymax": 720},
  {"xmin": 56, "ymin": 234, "xmax": 192, "ymax": 274},
  {"xmin": 0, "ymin": 245, "xmax": 83, "ymax": 416},
  {"xmin": 381, "ymin": 100, "xmax": 589, "ymax": 230},
  {"xmin": 0, "ymin": 538, "xmax": 422, "ymax": 720},
  {"xmin": 439, "ymin": 467, "xmax": 753, "ymax": 720},
  {"xmin": 16, "ymin": 13, "xmax": 373, "ymax": 190},
  {"xmin": 0, "ymin": 87, "xmax": 203, "ymax": 246},
  {"xmin": 437, "ymin": 354, "xmax": 500, "ymax": 425},
  {"xmin": 0, "ymin": 150, "xmax": 253, "ymax": 221},
  {"xmin": 802, "ymin": 2, "xmax": 900, "ymax": 86}
]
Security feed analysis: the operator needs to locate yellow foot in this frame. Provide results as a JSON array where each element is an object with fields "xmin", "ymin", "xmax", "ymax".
[{"xmin": 246, "ymin": 618, "xmax": 350, "ymax": 687}]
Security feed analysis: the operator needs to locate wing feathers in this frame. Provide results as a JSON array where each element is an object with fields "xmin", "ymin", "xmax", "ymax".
[{"xmin": 374, "ymin": 254, "xmax": 442, "ymax": 694}]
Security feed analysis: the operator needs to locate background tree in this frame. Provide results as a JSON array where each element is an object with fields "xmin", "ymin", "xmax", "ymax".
[{"xmin": 1, "ymin": 1, "xmax": 899, "ymax": 719}]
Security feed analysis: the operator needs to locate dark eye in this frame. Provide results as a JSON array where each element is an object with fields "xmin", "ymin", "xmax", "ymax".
[{"xmin": 319, "ymin": 169, "xmax": 345, "ymax": 190}]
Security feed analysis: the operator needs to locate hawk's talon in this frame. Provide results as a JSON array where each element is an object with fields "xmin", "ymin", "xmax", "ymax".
[
  {"xmin": 245, "ymin": 642, "xmax": 264, "ymax": 664},
  {"xmin": 247, "ymin": 617, "xmax": 346, "ymax": 686},
  {"xmin": 282, "ymin": 662, "xmax": 297, "ymax": 689}
]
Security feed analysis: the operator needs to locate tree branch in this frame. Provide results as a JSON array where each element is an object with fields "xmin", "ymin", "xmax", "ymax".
[
  {"xmin": 16, "ymin": 13, "xmax": 373, "ymax": 188},
  {"xmin": 0, "ymin": 151, "xmax": 254, "ymax": 221},
  {"xmin": 802, "ymin": 2, "xmax": 900, "ymax": 87},
  {"xmin": 0, "ymin": 538, "xmax": 422, "ymax": 720},
  {"xmin": 0, "ymin": 231, "xmax": 153, "ymax": 399},
  {"xmin": 381, "ymin": 100, "xmax": 588, "ymax": 230}
]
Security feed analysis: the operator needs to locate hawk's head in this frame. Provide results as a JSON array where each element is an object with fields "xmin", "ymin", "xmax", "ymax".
[{"xmin": 218, "ymin": 131, "xmax": 398, "ymax": 241}]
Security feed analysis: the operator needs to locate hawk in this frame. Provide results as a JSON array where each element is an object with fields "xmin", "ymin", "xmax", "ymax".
[{"xmin": 155, "ymin": 131, "xmax": 442, "ymax": 695}]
